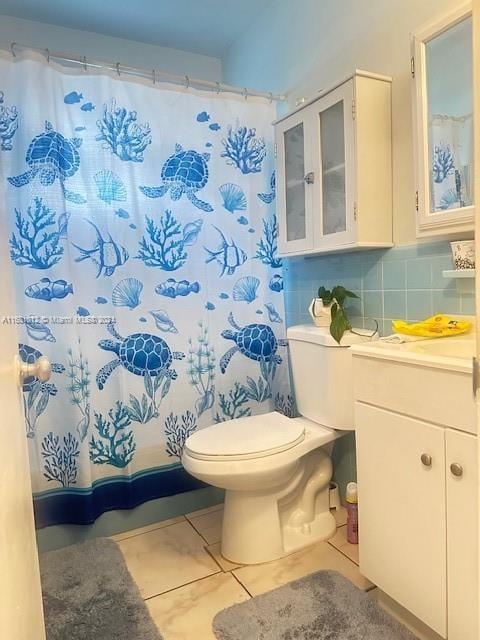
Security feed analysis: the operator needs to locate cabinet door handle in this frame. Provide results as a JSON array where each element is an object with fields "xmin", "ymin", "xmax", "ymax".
[
  {"xmin": 421, "ymin": 453, "xmax": 432, "ymax": 467},
  {"xmin": 450, "ymin": 463, "xmax": 463, "ymax": 477},
  {"xmin": 304, "ymin": 172, "xmax": 315, "ymax": 184}
]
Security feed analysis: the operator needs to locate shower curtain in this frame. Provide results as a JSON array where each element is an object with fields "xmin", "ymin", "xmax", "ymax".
[
  {"xmin": 0, "ymin": 51, "xmax": 292, "ymax": 527},
  {"xmin": 430, "ymin": 114, "xmax": 474, "ymax": 211}
]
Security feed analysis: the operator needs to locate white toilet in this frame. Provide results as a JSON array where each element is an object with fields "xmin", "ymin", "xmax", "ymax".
[{"xmin": 182, "ymin": 324, "xmax": 375, "ymax": 565}]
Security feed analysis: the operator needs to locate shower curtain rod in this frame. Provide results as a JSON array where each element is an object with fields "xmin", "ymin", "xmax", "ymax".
[{"xmin": 3, "ymin": 41, "xmax": 286, "ymax": 102}]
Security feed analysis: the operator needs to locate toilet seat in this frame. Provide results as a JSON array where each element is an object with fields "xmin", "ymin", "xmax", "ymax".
[{"xmin": 184, "ymin": 411, "xmax": 305, "ymax": 461}]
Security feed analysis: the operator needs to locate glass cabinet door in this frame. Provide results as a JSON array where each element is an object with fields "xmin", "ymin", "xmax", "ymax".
[
  {"xmin": 276, "ymin": 110, "xmax": 315, "ymax": 253},
  {"xmin": 314, "ymin": 80, "xmax": 356, "ymax": 248},
  {"xmin": 320, "ymin": 100, "xmax": 347, "ymax": 236},
  {"xmin": 414, "ymin": 8, "xmax": 474, "ymax": 234},
  {"xmin": 284, "ymin": 122, "xmax": 307, "ymax": 241}
]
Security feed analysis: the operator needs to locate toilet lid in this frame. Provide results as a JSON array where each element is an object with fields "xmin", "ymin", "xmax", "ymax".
[{"xmin": 184, "ymin": 412, "xmax": 305, "ymax": 461}]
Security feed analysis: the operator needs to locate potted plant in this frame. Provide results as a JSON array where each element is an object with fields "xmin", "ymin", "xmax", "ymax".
[{"xmin": 313, "ymin": 285, "xmax": 359, "ymax": 344}]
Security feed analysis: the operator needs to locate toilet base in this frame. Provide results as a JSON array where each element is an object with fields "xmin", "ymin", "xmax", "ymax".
[
  {"xmin": 221, "ymin": 448, "xmax": 335, "ymax": 565},
  {"xmin": 281, "ymin": 510, "xmax": 336, "ymax": 554}
]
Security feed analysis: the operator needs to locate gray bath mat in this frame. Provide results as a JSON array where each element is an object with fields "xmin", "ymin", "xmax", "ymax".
[
  {"xmin": 213, "ymin": 570, "xmax": 417, "ymax": 640},
  {"xmin": 40, "ymin": 537, "xmax": 162, "ymax": 640}
]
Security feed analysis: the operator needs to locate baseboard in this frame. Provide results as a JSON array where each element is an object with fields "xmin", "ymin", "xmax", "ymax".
[{"xmin": 372, "ymin": 588, "xmax": 444, "ymax": 640}]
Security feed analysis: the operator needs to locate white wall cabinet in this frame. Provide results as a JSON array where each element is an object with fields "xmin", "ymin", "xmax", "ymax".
[
  {"xmin": 355, "ymin": 402, "xmax": 478, "ymax": 639},
  {"xmin": 412, "ymin": 5, "xmax": 474, "ymax": 236},
  {"xmin": 274, "ymin": 71, "xmax": 392, "ymax": 257}
]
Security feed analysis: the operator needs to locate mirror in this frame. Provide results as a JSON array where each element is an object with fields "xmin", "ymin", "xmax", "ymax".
[
  {"xmin": 425, "ymin": 16, "xmax": 473, "ymax": 214},
  {"xmin": 413, "ymin": 7, "xmax": 475, "ymax": 235}
]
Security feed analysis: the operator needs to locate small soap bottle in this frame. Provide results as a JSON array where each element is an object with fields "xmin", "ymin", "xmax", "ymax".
[{"xmin": 346, "ymin": 482, "xmax": 358, "ymax": 544}]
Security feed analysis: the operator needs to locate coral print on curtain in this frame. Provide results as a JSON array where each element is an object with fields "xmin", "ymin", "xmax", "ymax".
[{"xmin": 0, "ymin": 50, "xmax": 291, "ymax": 527}]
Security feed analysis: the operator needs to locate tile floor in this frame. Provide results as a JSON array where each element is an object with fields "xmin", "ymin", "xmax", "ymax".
[{"xmin": 111, "ymin": 503, "xmax": 374, "ymax": 639}]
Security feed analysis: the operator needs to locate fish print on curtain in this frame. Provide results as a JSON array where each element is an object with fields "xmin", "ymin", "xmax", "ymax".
[{"xmin": 0, "ymin": 51, "xmax": 292, "ymax": 527}]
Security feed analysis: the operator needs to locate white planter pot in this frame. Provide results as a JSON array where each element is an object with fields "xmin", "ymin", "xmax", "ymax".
[{"xmin": 308, "ymin": 298, "xmax": 332, "ymax": 327}]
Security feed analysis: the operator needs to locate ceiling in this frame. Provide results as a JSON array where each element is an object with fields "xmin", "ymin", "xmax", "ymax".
[{"xmin": 0, "ymin": 0, "xmax": 270, "ymax": 58}]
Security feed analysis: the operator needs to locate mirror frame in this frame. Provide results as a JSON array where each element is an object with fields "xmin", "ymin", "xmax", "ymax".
[{"xmin": 412, "ymin": 3, "xmax": 474, "ymax": 237}]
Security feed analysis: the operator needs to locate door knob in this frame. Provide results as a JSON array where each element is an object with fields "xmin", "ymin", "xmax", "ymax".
[
  {"xmin": 304, "ymin": 172, "xmax": 315, "ymax": 184},
  {"xmin": 19, "ymin": 356, "xmax": 51, "ymax": 383},
  {"xmin": 450, "ymin": 463, "xmax": 463, "ymax": 477},
  {"xmin": 421, "ymin": 453, "xmax": 432, "ymax": 467}
]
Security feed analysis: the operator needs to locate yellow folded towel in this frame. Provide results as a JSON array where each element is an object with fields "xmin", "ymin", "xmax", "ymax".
[{"xmin": 392, "ymin": 314, "xmax": 472, "ymax": 338}]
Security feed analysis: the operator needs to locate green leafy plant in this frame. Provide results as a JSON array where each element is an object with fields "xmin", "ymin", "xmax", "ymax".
[{"xmin": 317, "ymin": 285, "xmax": 359, "ymax": 344}]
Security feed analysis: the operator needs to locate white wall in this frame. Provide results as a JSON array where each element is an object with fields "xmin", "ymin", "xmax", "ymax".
[
  {"xmin": 0, "ymin": 14, "xmax": 222, "ymax": 81},
  {"xmin": 223, "ymin": 0, "xmax": 468, "ymax": 245}
]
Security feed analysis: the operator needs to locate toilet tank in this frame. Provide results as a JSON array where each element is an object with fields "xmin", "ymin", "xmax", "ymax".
[{"xmin": 286, "ymin": 324, "xmax": 377, "ymax": 430}]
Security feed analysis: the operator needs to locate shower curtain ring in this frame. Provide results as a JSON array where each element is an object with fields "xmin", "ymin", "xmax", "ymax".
[
  {"xmin": 10, "ymin": 42, "xmax": 17, "ymax": 57},
  {"xmin": 185, "ymin": 75, "xmax": 190, "ymax": 89},
  {"xmin": 268, "ymin": 92, "xmax": 273, "ymax": 104},
  {"xmin": 83, "ymin": 56, "xmax": 87, "ymax": 72},
  {"xmin": 242, "ymin": 87, "xmax": 248, "ymax": 100},
  {"xmin": 152, "ymin": 69, "xmax": 156, "ymax": 85},
  {"xmin": 116, "ymin": 62, "xmax": 121, "ymax": 76},
  {"xmin": 216, "ymin": 81, "xmax": 221, "ymax": 95},
  {"xmin": 46, "ymin": 48, "xmax": 50, "ymax": 63}
]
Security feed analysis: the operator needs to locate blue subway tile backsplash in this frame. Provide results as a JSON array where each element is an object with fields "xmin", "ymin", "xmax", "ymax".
[
  {"xmin": 382, "ymin": 260, "xmax": 406, "ymax": 290},
  {"xmin": 283, "ymin": 241, "xmax": 475, "ymax": 336},
  {"xmin": 406, "ymin": 258, "xmax": 432, "ymax": 290}
]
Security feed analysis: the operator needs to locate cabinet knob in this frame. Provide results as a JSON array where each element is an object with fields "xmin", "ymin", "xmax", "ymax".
[
  {"xmin": 450, "ymin": 463, "xmax": 463, "ymax": 477},
  {"xmin": 304, "ymin": 172, "xmax": 315, "ymax": 184},
  {"xmin": 421, "ymin": 453, "xmax": 432, "ymax": 467}
]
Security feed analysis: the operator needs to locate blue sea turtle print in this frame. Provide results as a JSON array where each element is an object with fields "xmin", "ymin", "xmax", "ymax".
[
  {"xmin": 18, "ymin": 343, "xmax": 65, "ymax": 394},
  {"xmin": 96, "ymin": 322, "xmax": 185, "ymax": 390},
  {"xmin": 139, "ymin": 143, "xmax": 213, "ymax": 212},
  {"xmin": 219, "ymin": 313, "xmax": 288, "ymax": 373},
  {"xmin": 8, "ymin": 121, "xmax": 86, "ymax": 204}
]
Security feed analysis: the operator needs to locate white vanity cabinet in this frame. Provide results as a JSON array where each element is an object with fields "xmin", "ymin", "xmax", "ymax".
[
  {"xmin": 274, "ymin": 71, "xmax": 392, "ymax": 257},
  {"xmin": 412, "ymin": 5, "xmax": 474, "ymax": 236},
  {"xmin": 352, "ymin": 344, "xmax": 478, "ymax": 639},
  {"xmin": 355, "ymin": 404, "xmax": 448, "ymax": 636}
]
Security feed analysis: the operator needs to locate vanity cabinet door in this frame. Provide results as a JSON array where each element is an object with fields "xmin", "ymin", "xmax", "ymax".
[
  {"xmin": 276, "ymin": 109, "xmax": 316, "ymax": 254},
  {"xmin": 355, "ymin": 402, "xmax": 447, "ymax": 637},
  {"xmin": 445, "ymin": 429, "xmax": 478, "ymax": 640}
]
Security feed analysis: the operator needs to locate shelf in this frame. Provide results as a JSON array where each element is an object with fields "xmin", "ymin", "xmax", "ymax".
[
  {"xmin": 442, "ymin": 269, "xmax": 475, "ymax": 294},
  {"xmin": 442, "ymin": 269, "xmax": 475, "ymax": 279}
]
